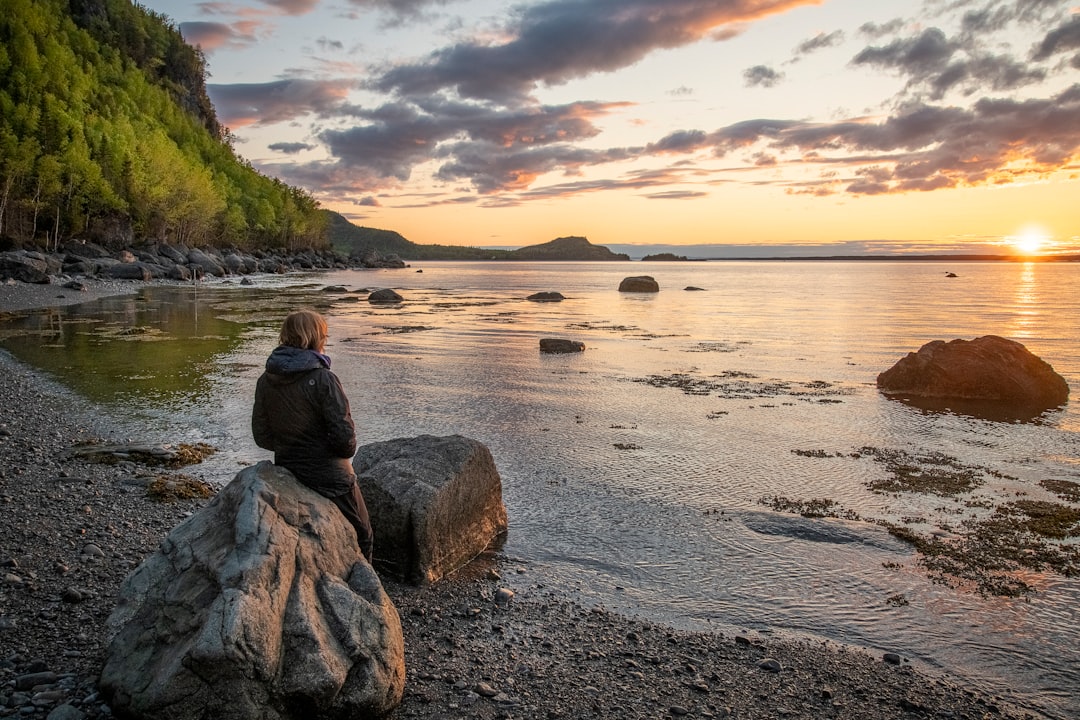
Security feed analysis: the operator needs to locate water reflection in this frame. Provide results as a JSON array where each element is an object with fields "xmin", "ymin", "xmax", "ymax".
[
  {"xmin": 1, "ymin": 263, "xmax": 1078, "ymax": 719},
  {"xmin": 0, "ymin": 287, "xmax": 261, "ymax": 405},
  {"xmin": 1010, "ymin": 262, "xmax": 1039, "ymax": 337}
]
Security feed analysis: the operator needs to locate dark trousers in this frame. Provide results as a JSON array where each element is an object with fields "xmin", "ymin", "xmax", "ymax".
[{"xmin": 331, "ymin": 483, "xmax": 374, "ymax": 562}]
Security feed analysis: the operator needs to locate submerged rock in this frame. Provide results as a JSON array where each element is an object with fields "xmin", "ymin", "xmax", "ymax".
[
  {"xmin": 368, "ymin": 288, "xmax": 404, "ymax": 304},
  {"xmin": 526, "ymin": 291, "xmax": 565, "ymax": 302},
  {"xmin": 877, "ymin": 335, "xmax": 1069, "ymax": 413},
  {"xmin": 99, "ymin": 461, "xmax": 405, "ymax": 720},
  {"xmin": 618, "ymin": 275, "xmax": 659, "ymax": 292},
  {"xmin": 540, "ymin": 338, "xmax": 585, "ymax": 353}
]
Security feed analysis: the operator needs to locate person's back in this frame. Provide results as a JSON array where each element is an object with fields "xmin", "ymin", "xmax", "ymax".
[
  {"xmin": 253, "ymin": 344, "xmax": 356, "ymax": 496},
  {"xmin": 251, "ymin": 310, "xmax": 373, "ymax": 560}
]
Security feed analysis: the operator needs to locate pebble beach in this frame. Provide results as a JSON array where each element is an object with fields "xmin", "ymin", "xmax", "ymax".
[{"xmin": 0, "ymin": 277, "xmax": 1036, "ymax": 719}]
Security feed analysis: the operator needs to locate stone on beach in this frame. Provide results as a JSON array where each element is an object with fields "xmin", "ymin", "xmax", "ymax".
[
  {"xmin": 876, "ymin": 335, "xmax": 1069, "ymax": 411},
  {"xmin": 0, "ymin": 251, "xmax": 56, "ymax": 284},
  {"xmin": 353, "ymin": 435, "xmax": 508, "ymax": 585},
  {"xmin": 618, "ymin": 275, "xmax": 659, "ymax": 292},
  {"xmin": 98, "ymin": 461, "xmax": 405, "ymax": 720}
]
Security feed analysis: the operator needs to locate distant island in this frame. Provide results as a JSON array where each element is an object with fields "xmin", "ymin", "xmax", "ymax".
[
  {"xmin": 506, "ymin": 236, "xmax": 629, "ymax": 261},
  {"xmin": 641, "ymin": 253, "xmax": 690, "ymax": 261},
  {"xmin": 327, "ymin": 211, "xmax": 628, "ymax": 262}
]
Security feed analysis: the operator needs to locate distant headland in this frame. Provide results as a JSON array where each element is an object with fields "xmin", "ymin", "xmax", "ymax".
[
  {"xmin": 329, "ymin": 213, "xmax": 1079, "ymax": 263},
  {"xmin": 328, "ymin": 211, "xmax": 628, "ymax": 261}
]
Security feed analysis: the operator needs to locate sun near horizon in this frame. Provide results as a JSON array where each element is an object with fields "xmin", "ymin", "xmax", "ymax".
[{"xmin": 1008, "ymin": 227, "xmax": 1051, "ymax": 257}]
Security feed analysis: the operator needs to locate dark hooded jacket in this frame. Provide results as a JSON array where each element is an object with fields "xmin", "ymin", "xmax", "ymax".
[{"xmin": 251, "ymin": 345, "xmax": 357, "ymax": 498}]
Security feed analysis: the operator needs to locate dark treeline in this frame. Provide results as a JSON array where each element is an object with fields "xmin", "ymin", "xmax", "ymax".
[{"xmin": 0, "ymin": 0, "xmax": 327, "ymax": 253}]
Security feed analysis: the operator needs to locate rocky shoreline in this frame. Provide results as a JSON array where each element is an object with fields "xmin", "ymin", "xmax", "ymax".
[{"xmin": 0, "ymin": 280, "xmax": 1037, "ymax": 719}]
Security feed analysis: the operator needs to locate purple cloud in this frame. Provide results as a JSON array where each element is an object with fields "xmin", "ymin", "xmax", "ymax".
[
  {"xmin": 208, "ymin": 78, "xmax": 356, "ymax": 127},
  {"xmin": 373, "ymin": 0, "xmax": 824, "ymax": 102}
]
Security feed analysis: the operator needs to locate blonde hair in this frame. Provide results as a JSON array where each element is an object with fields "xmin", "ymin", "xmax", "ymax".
[{"xmin": 279, "ymin": 310, "xmax": 328, "ymax": 351}]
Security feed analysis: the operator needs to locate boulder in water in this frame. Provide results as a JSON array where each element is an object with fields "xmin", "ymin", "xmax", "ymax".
[
  {"xmin": 618, "ymin": 275, "xmax": 659, "ymax": 292},
  {"xmin": 877, "ymin": 335, "xmax": 1069, "ymax": 415}
]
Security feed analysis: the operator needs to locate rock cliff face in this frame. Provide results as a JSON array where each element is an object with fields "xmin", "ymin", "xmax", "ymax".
[
  {"xmin": 877, "ymin": 335, "xmax": 1069, "ymax": 415},
  {"xmin": 99, "ymin": 461, "xmax": 405, "ymax": 720}
]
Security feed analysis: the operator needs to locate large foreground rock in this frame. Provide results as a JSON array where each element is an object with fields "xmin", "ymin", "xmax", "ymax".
[
  {"xmin": 877, "ymin": 335, "xmax": 1069, "ymax": 411},
  {"xmin": 99, "ymin": 461, "xmax": 405, "ymax": 720},
  {"xmin": 353, "ymin": 435, "xmax": 508, "ymax": 585}
]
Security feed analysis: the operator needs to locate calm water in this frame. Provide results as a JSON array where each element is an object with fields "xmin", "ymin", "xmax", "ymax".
[{"xmin": 2, "ymin": 261, "xmax": 1079, "ymax": 718}]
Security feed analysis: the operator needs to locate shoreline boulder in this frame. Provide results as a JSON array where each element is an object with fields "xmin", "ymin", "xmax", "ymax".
[
  {"xmin": 877, "ymin": 335, "xmax": 1069, "ymax": 413},
  {"xmin": 618, "ymin": 275, "xmax": 659, "ymax": 293},
  {"xmin": 353, "ymin": 435, "xmax": 508, "ymax": 585},
  {"xmin": 99, "ymin": 461, "xmax": 405, "ymax": 720}
]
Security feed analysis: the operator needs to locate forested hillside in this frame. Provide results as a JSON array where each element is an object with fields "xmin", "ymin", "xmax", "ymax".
[{"xmin": 0, "ymin": 0, "xmax": 326, "ymax": 251}]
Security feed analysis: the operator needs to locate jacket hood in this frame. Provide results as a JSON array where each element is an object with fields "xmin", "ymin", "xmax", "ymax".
[{"xmin": 265, "ymin": 346, "xmax": 331, "ymax": 379}]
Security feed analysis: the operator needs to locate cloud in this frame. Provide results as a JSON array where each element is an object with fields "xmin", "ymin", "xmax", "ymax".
[
  {"xmin": 268, "ymin": 142, "xmax": 317, "ymax": 154},
  {"xmin": 372, "ymin": 0, "xmax": 824, "ymax": 102},
  {"xmin": 207, "ymin": 79, "xmax": 356, "ymax": 127},
  {"xmin": 793, "ymin": 30, "xmax": 844, "ymax": 56},
  {"xmin": 318, "ymin": 99, "xmax": 629, "ymax": 187},
  {"xmin": 852, "ymin": 26, "xmax": 1046, "ymax": 100},
  {"xmin": 341, "ymin": 0, "xmax": 452, "ymax": 21},
  {"xmin": 642, "ymin": 190, "xmax": 708, "ymax": 199},
  {"xmin": 743, "ymin": 65, "xmax": 784, "ymax": 87},
  {"xmin": 859, "ymin": 19, "xmax": 905, "ymax": 39},
  {"xmin": 853, "ymin": 27, "xmax": 957, "ymax": 74},
  {"xmin": 316, "ymin": 37, "xmax": 344, "ymax": 52},
  {"xmin": 1032, "ymin": 14, "xmax": 1080, "ymax": 61},
  {"xmin": 258, "ymin": 0, "xmax": 319, "ymax": 15},
  {"xmin": 700, "ymin": 83, "xmax": 1080, "ymax": 195},
  {"xmin": 179, "ymin": 21, "xmax": 260, "ymax": 51}
]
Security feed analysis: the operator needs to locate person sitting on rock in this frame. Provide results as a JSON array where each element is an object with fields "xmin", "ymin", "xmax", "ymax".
[{"xmin": 251, "ymin": 309, "xmax": 373, "ymax": 561}]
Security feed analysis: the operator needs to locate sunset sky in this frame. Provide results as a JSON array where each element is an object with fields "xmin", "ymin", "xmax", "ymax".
[{"xmin": 139, "ymin": 0, "xmax": 1080, "ymax": 256}]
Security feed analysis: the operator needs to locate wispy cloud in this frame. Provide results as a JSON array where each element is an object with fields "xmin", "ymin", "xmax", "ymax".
[
  {"xmin": 743, "ymin": 65, "xmax": 784, "ymax": 87},
  {"xmin": 267, "ymin": 141, "xmax": 317, "ymax": 154},
  {"xmin": 793, "ymin": 30, "xmax": 844, "ymax": 57},
  {"xmin": 179, "ymin": 20, "xmax": 262, "ymax": 51}
]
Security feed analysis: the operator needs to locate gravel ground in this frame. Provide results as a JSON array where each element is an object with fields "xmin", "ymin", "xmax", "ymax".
[{"xmin": 0, "ymin": 278, "xmax": 1036, "ymax": 719}]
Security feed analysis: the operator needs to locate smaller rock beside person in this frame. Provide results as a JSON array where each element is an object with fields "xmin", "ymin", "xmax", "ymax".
[{"xmin": 353, "ymin": 434, "xmax": 509, "ymax": 585}]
